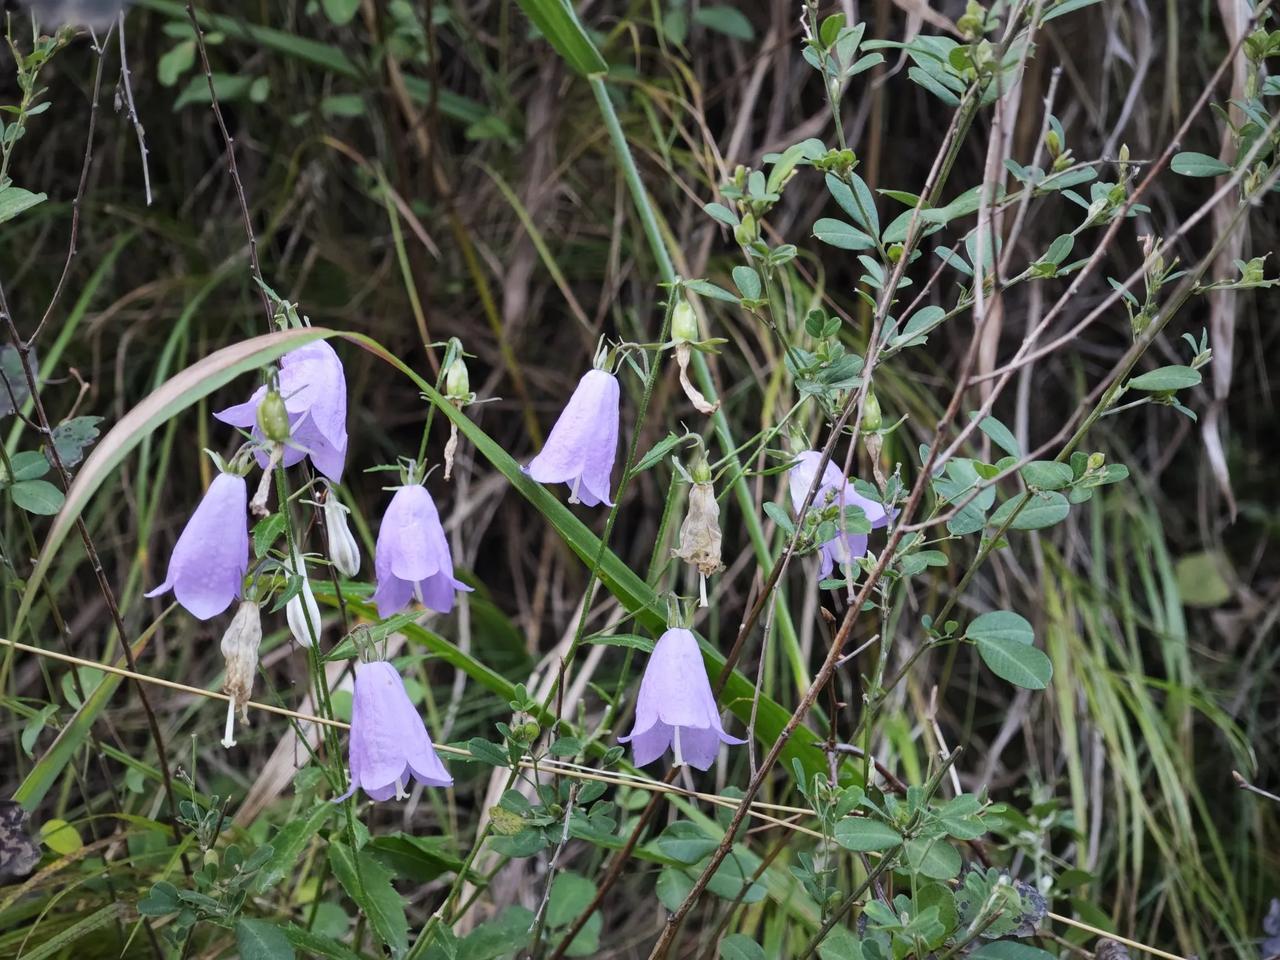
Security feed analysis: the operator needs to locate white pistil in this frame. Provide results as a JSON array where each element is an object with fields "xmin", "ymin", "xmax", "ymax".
[
  {"xmin": 222, "ymin": 698, "xmax": 237, "ymax": 749},
  {"xmin": 395, "ymin": 777, "xmax": 408, "ymax": 801},
  {"xmin": 672, "ymin": 726, "xmax": 685, "ymax": 768},
  {"xmin": 569, "ymin": 475, "xmax": 582, "ymax": 505},
  {"xmin": 698, "ymin": 572, "xmax": 708, "ymax": 608}
]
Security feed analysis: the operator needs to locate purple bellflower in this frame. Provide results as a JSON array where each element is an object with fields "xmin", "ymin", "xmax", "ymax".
[
  {"xmin": 523, "ymin": 368, "xmax": 620, "ymax": 506},
  {"xmin": 214, "ymin": 340, "xmax": 349, "ymax": 482},
  {"xmin": 372, "ymin": 483, "xmax": 472, "ymax": 617},
  {"xmin": 787, "ymin": 450, "xmax": 889, "ymax": 580},
  {"xmin": 336, "ymin": 660, "xmax": 452, "ymax": 802},
  {"xmin": 145, "ymin": 471, "xmax": 249, "ymax": 620},
  {"xmin": 619, "ymin": 627, "xmax": 744, "ymax": 770}
]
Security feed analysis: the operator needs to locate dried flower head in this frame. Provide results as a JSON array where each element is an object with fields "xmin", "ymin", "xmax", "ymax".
[
  {"xmin": 619, "ymin": 627, "xmax": 744, "ymax": 770},
  {"xmin": 219, "ymin": 600, "xmax": 262, "ymax": 749},
  {"xmin": 672, "ymin": 459, "xmax": 724, "ymax": 606},
  {"xmin": 145, "ymin": 471, "xmax": 249, "ymax": 620},
  {"xmin": 336, "ymin": 660, "xmax": 453, "ymax": 802},
  {"xmin": 671, "ymin": 300, "xmax": 719, "ymax": 415}
]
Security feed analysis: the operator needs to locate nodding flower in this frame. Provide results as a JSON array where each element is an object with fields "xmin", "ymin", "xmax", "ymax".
[
  {"xmin": 215, "ymin": 340, "xmax": 349, "ymax": 482},
  {"xmin": 619, "ymin": 627, "xmax": 744, "ymax": 770},
  {"xmin": 523, "ymin": 367, "xmax": 620, "ymax": 507},
  {"xmin": 371, "ymin": 483, "xmax": 471, "ymax": 618},
  {"xmin": 787, "ymin": 450, "xmax": 889, "ymax": 580},
  {"xmin": 145, "ymin": 470, "xmax": 249, "ymax": 620},
  {"xmin": 335, "ymin": 660, "xmax": 452, "ymax": 802}
]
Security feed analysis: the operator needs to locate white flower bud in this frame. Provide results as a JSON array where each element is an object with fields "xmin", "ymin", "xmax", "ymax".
[
  {"xmin": 220, "ymin": 601, "xmax": 262, "ymax": 748},
  {"xmin": 323, "ymin": 493, "xmax": 361, "ymax": 577},
  {"xmin": 286, "ymin": 549, "xmax": 322, "ymax": 648}
]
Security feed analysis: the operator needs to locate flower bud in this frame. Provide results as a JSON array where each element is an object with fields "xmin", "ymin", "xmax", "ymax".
[
  {"xmin": 445, "ymin": 354, "xmax": 470, "ymax": 401},
  {"xmin": 323, "ymin": 492, "xmax": 361, "ymax": 577},
  {"xmin": 220, "ymin": 600, "xmax": 262, "ymax": 748},
  {"xmin": 1044, "ymin": 129, "xmax": 1062, "ymax": 160},
  {"xmin": 286, "ymin": 549, "xmax": 322, "ymax": 648},
  {"xmin": 1087, "ymin": 452, "xmax": 1106, "ymax": 472},
  {"xmin": 672, "ymin": 299, "xmax": 699, "ymax": 343},
  {"xmin": 256, "ymin": 388, "xmax": 291, "ymax": 444}
]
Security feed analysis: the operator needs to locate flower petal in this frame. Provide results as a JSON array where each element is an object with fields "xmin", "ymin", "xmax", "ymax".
[{"xmin": 147, "ymin": 472, "xmax": 248, "ymax": 620}]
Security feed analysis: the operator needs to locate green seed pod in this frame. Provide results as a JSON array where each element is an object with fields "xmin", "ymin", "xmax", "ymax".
[
  {"xmin": 445, "ymin": 354, "xmax": 470, "ymax": 400},
  {"xmin": 257, "ymin": 389, "xmax": 291, "ymax": 444},
  {"xmin": 672, "ymin": 299, "xmax": 699, "ymax": 343}
]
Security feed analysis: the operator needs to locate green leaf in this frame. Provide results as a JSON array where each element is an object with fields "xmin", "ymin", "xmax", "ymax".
[
  {"xmin": 467, "ymin": 738, "xmax": 512, "ymax": 767},
  {"xmin": 1041, "ymin": 0, "xmax": 1103, "ymax": 22},
  {"xmin": 157, "ymin": 40, "xmax": 195, "ymax": 85},
  {"xmin": 0, "ymin": 185, "xmax": 47, "ymax": 224},
  {"xmin": 1019, "ymin": 461, "xmax": 1074, "ymax": 490},
  {"xmin": 1127, "ymin": 365, "xmax": 1202, "ymax": 392},
  {"xmin": 966, "ymin": 610, "xmax": 1034, "ymax": 647},
  {"xmin": 0, "ymin": 343, "xmax": 32, "ymax": 416},
  {"xmin": 989, "ymin": 491, "xmax": 1070, "ymax": 530},
  {"xmin": 173, "ymin": 72, "xmax": 255, "ymax": 109},
  {"xmin": 513, "ymin": 0, "xmax": 609, "ymax": 76},
  {"xmin": 971, "ymin": 943, "xmax": 1057, "ymax": 960},
  {"xmin": 11, "ymin": 478, "xmax": 64, "ymax": 515},
  {"xmin": 732, "ymin": 265, "xmax": 761, "ymax": 299},
  {"xmin": 973, "ymin": 414, "xmax": 1020, "ymax": 457},
  {"xmin": 328, "ymin": 842, "xmax": 408, "ymax": 958},
  {"xmin": 585, "ymin": 633, "xmax": 655, "ymax": 653},
  {"xmin": 720, "ymin": 934, "xmax": 767, "ymax": 960},
  {"xmin": 47, "ymin": 415, "xmax": 103, "ymax": 468},
  {"xmin": 256, "ymin": 803, "xmax": 335, "ymax": 892},
  {"xmin": 826, "ymin": 173, "xmax": 879, "ymax": 237},
  {"xmin": 685, "ymin": 278, "xmax": 739, "ymax": 303},
  {"xmin": 693, "ymin": 6, "xmax": 755, "ymax": 41},
  {"xmin": 905, "ymin": 837, "xmax": 962, "ymax": 880},
  {"xmin": 253, "ymin": 512, "xmax": 288, "ymax": 558},
  {"xmin": 235, "ymin": 919, "xmax": 296, "ymax": 960},
  {"xmin": 814, "ymin": 217, "xmax": 876, "ymax": 250},
  {"xmin": 547, "ymin": 871, "xmax": 595, "ymax": 927},
  {"xmin": 974, "ymin": 634, "xmax": 1052, "ymax": 689},
  {"xmin": 1170, "ymin": 151, "xmax": 1231, "ymax": 178},
  {"xmin": 892, "ymin": 305, "xmax": 947, "ymax": 347},
  {"xmin": 8, "ymin": 450, "xmax": 50, "ymax": 482},
  {"xmin": 833, "ymin": 818, "xmax": 902, "ymax": 851},
  {"xmin": 320, "ymin": 0, "xmax": 360, "ymax": 25},
  {"xmin": 1174, "ymin": 551, "xmax": 1232, "ymax": 608},
  {"xmin": 137, "ymin": 881, "xmax": 180, "ymax": 916}
]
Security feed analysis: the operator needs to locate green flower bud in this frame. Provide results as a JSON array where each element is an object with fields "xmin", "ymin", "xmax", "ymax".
[
  {"xmin": 1044, "ymin": 129, "xmax": 1062, "ymax": 160},
  {"xmin": 1087, "ymin": 452, "xmax": 1106, "ymax": 471},
  {"xmin": 257, "ymin": 389, "xmax": 291, "ymax": 444}
]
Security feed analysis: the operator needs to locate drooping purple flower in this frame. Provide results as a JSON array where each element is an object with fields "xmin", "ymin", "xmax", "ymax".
[
  {"xmin": 787, "ymin": 450, "xmax": 889, "ymax": 580},
  {"xmin": 336, "ymin": 660, "xmax": 452, "ymax": 802},
  {"xmin": 145, "ymin": 471, "xmax": 249, "ymax": 620},
  {"xmin": 523, "ymin": 368, "xmax": 620, "ymax": 506},
  {"xmin": 372, "ymin": 484, "xmax": 472, "ymax": 617},
  {"xmin": 214, "ymin": 340, "xmax": 348, "ymax": 482},
  {"xmin": 619, "ymin": 628, "xmax": 744, "ymax": 770}
]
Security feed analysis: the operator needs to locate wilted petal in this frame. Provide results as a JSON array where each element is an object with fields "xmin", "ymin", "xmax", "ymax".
[
  {"xmin": 525, "ymin": 369, "xmax": 620, "ymax": 506},
  {"xmin": 146, "ymin": 472, "xmax": 248, "ymax": 620}
]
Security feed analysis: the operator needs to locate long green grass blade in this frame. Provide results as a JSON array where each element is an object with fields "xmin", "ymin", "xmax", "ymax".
[{"xmin": 513, "ymin": 0, "xmax": 608, "ymax": 76}]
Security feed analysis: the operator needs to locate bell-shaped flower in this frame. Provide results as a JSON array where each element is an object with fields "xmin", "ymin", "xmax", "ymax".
[
  {"xmin": 323, "ymin": 489, "xmax": 361, "ymax": 577},
  {"xmin": 336, "ymin": 660, "xmax": 453, "ymax": 802},
  {"xmin": 220, "ymin": 600, "xmax": 262, "ymax": 748},
  {"xmin": 285, "ymin": 547, "xmax": 322, "ymax": 648},
  {"xmin": 372, "ymin": 484, "xmax": 472, "ymax": 617},
  {"xmin": 146, "ymin": 471, "xmax": 249, "ymax": 620},
  {"xmin": 523, "ymin": 368, "xmax": 619, "ymax": 506},
  {"xmin": 787, "ymin": 450, "xmax": 889, "ymax": 580},
  {"xmin": 619, "ymin": 627, "xmax": 744, "ymax": 770},
  {"xmin": 214, "ymin": 340, "xmax": 348, "ymax": 482}
]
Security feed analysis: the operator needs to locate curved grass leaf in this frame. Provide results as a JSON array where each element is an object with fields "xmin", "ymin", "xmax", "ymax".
[{"xmin": 514, "ymin": 0, "xmax": 608, "ymax": 77}]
